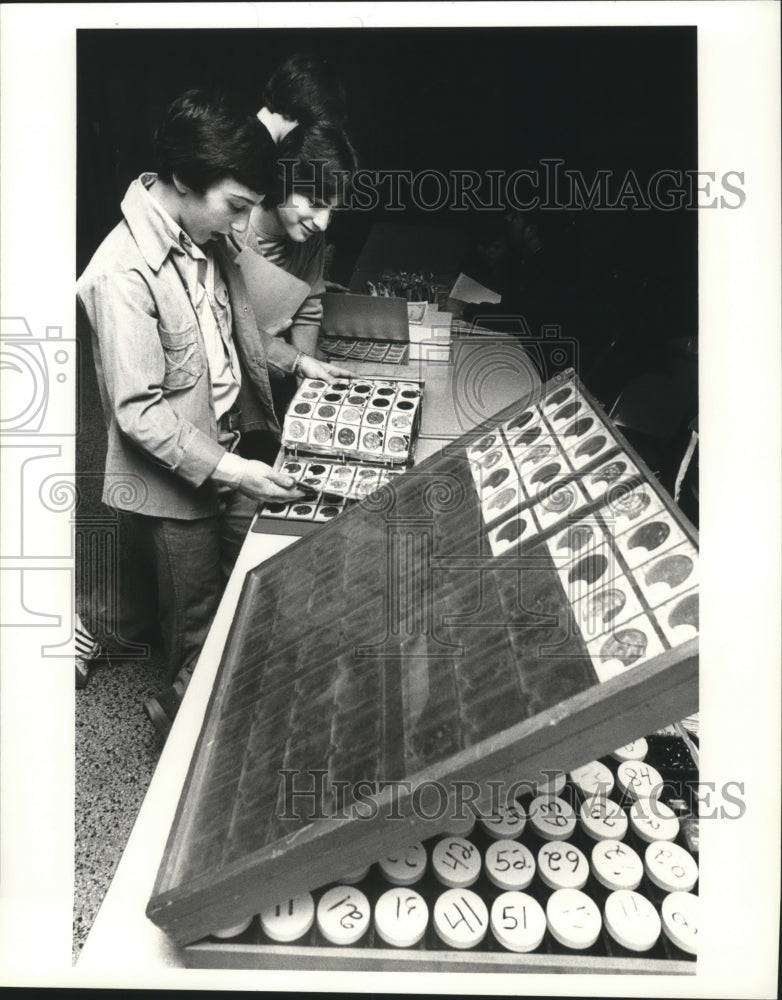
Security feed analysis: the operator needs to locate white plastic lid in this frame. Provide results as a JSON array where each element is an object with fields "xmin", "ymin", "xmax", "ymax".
[
  {"xmin": 644, "ymin": 842, "xmax": 699, "ymax": 893},
  {"xmin": 211, "ymin": 916, "xmax": 253, "ymax": 939},
  {"xmin": 616, "ymin": 760, "xmax": 664, "ymax": 800},
  {"xmin": 579, "ymin": 794, "xmax": 628, "ymax": 842},
  {"xmin": 611, "ymin": 738, "xmax": 649, "ymax": 762},
  {"xmin": 546, "ymin": 888, "xmax": 602, "ymax": 949},
  {"xmin": 569, "ymin": 760, "xmax": 615, "ymax": 798},
  {"xmin": 490, "ymin": 891, "xmax": 547, "ymax": 953},
  {"xmin": 604, "ymin": 890, "xmax": 662, "ymax": 952},
  {"xmin": 537, "ymin": 841, "xmax": 589, "ymax": 891},
  {"xmin": 260, "ymin": 892, "xmax": 315, "ymax": 943},
  {"xmin": 432, "ymin": 836, "xmax": 481, "ymax": 888},
  {"xmin": 528, "ymin": 795, "xmax": 577, "ymax": 841},
  {"xmin": 374, "ymin": 887, "xmax": 429, "ymax": 948},
  {"xmin": 661, "ymin": 891, "xmax": 699, "ymax": 955},
  {"xmin": 591, "ymin": 839, "xmax": 643, "ymax": 892},
  {"xmin": 628, "ymin": 798, "xmax": 680, "ymax": 843},
  {"xmin": 484, "ymin": 839, "xmax": 536, "ymax": 891},
  {"xmin": 478, "ymin": 801, "xmax": 527, "ymax": 840},
  {"xmin": 378, "ymin": 843, "xmax": 427, "ymax": 886},
  {"xmin": 316, "ymin": 886, "xmax": 371, "ymax": 945},
  {"xmin": 533, "ymin": 770, "xmax": 567, "ymax": 797},
  {"xmin": 433, "ymin": 888, "xmax": 489, "ymax": 949}
]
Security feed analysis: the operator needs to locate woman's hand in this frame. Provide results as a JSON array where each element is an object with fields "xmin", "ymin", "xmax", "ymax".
[{"xmin": 298, "ymin": 355, "xmax": 353, "ymax": 384}]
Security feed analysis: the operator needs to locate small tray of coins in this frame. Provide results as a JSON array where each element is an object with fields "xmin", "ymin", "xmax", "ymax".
[{"xmin": 255, "ymin": 374, "xmax": 425, "ymax": 534}]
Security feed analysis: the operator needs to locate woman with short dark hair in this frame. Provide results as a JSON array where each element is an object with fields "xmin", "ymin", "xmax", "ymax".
[{"xmin": 237, "ymin": 119, "xmax": 359, "ymax": 360}]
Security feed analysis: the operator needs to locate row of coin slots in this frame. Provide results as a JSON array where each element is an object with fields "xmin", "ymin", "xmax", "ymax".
[
  {"xmin": 281, "ymin": 377, "xmax": 423, "ymax": 462},
  {"xmin": 466, "ymin": 383, "xmax": 658, "ymax": 552},
  {"xmin": 319, "ymin": 337, "xmax": 410, "ymax": 364},
  {"xmin": 544, "ymin": 508, "xmax": 699, "ymax": 683},
  {"xmin": 204, "ymin": 735, "xmax": 698, "ymax": 958},
  {"xmin": 471, "ymin": 415, "xmax": 700, "ymax": 680},
  {"xmin": 258, "ymin": 460, "xmax": 406, "ymax": 522}
]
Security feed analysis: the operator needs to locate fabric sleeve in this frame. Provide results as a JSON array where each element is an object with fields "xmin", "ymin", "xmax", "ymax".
[
  {"xmin": 288, "ymin": 236, "xmax": 326, "ymax": 348},
  {"xmin": 211, "ymin": 450, "xmax": 249, "ymax": 486},
  {"xmin": 264, "ymin": 331, "xmax": 301, "ymax": 374},
  {"xmin": 77, "ymin": 268, "xmax": 226, "ymax": 486}
]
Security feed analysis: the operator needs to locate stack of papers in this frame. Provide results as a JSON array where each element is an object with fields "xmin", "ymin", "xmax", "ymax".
[
  {"xmin": 409, "ymin": 303, "xmax": 453, "ymax": 361},
  {"xmin": 449, "ymin": 272, "xmax": 502, "ymax": 305}
]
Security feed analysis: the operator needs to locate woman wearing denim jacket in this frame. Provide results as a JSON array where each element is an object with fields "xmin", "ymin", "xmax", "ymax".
[{"xmin": 76, "ymin": 89, "xmax": 349, "ymax": 736}]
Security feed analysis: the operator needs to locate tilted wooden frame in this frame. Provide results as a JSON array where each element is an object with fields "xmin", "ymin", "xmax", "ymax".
[{"xmin": 147, "ymin": 370, "xmax": 699, "ymax": 954}]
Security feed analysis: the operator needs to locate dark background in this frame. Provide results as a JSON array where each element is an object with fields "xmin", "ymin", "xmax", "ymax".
[
  {"xmin": 77, "ymin": 26, "xmax": 698, "ymax": 377},
  {"xmin": 77, "ymin": 26, "xmax": 699, "ymax": 501}
]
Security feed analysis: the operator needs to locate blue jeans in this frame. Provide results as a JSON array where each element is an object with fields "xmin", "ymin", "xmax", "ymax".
[{"xmin": 84, "ymin": 487, "xmax": 257, "ymax": 685}]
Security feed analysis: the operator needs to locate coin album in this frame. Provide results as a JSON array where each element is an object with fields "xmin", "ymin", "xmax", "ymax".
[
  {"xmin": 256, "ymin": 374, "xmax": 424, "ymax": 532},
  {"xmin": 149, "ymin": 369, "xmax": 699, "ymax": 974}
]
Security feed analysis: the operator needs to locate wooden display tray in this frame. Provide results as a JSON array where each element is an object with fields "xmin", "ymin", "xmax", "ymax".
[
  {"xmin": 182, "ymin": 941, "xmax": 694, "ymax": 974},
  {"xmin": 147, "ymin": 369, "xmax": 699, "ymax": 961}
]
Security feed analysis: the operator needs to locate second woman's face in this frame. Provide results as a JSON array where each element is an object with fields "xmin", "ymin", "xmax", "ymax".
[{"xmin": 275, "ymin": 193, "xmax": 335, "ymax": 242}]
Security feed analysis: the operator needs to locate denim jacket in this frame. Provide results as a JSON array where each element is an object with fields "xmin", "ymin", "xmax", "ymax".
[{"xmin": 77, "ymin": 175, "xmax": 300, "ymax": 519}]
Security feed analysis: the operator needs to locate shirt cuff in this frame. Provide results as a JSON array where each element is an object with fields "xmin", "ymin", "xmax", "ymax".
[{"xmin": 211, "ymin": 450, "xmax": 249, "ymax": 487}]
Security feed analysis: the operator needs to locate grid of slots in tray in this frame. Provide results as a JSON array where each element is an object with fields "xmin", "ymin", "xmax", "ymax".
[
  {"xmin": 150, "ymin": 371, "xmax": 699, "ymax": 946},
  {"xmin": 193, "ymin": 735, "xmax": 698, "ymax": 964},
  {"xmin": 467, "ymin": 379, "xmax": 637, "ymax": 542},
  {"xmin": 258, "ymin": 458, "xmax": 406, "ymax": 523},
  {"xmin": 319, "ymin": 336, "xmax": 409, "ymax": 364},
  {"xmin": 281, "ymin": 376, "xmax": 423, "ymax": 463},
  {"xmin": 466, "ymin": 379, "xmax": 699, "ymax": 684},
  {"xmin": 164, "ymin": 449, "xmax": 599, "ymax": 892}
]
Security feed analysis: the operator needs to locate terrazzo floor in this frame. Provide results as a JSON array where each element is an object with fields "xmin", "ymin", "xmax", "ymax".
[{"xmin": 73, "ymin": 651, "xmax": 165, "ymax": 963}]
